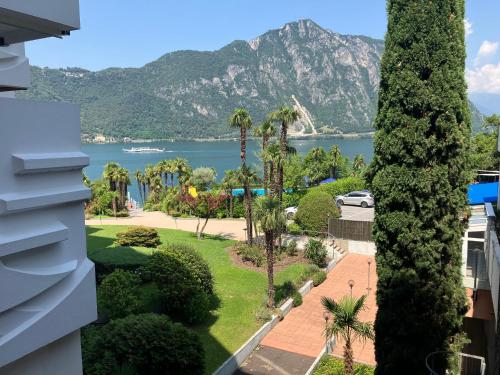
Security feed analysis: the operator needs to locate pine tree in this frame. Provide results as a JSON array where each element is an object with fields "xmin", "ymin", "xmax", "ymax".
[{"xmin": 368, "ymin": 1, "xmax": 470, "ymax": 373}]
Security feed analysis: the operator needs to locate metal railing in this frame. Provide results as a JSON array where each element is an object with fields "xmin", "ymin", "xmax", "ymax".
[{"xmin": 426, "ymin": 351, "xmax": 486, "ymax": 375}]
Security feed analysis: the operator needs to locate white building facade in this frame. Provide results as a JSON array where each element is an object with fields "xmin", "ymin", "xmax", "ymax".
[{"xmin": 0, "ymin": 2, "xmax": 97, "ymax": 374}]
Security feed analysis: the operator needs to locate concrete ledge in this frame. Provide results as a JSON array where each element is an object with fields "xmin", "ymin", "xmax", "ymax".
[
  {"xmin": 298, "ymin": 280, "xmax": 313, "ymax": 296},
  {"xmin": 279, "ymin": 298, "xmax": 293, "ymax": 317},
  {"xmin": 12, "ymin": 152, "xmax": 89, "ymax": 174},
  {"xmin": 212, "ymin": 315, "xmax": 279, "ymax": 375}
]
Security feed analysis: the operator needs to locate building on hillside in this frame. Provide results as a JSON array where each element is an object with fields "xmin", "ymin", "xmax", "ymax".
[{"xmin": 0, "ymin": 1, "xmax": 97, "ymax": 374}]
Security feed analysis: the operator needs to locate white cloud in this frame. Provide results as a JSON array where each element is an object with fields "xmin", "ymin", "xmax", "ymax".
[
  {"xmin": 467, "ymin": 63, "xmax": 500, "ymax": 93},
  {"xmin": 465, "ymin": 19, "xmax": 473, "ymax": 37},
  {"xmin": 475, "ymin": 40, "xmax": 499, "ymax": 66}
]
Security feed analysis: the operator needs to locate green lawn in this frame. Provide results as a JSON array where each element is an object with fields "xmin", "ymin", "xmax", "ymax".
[{"xmin": 86, "ymin": 225, "xmax": 310, "ymax": 374}]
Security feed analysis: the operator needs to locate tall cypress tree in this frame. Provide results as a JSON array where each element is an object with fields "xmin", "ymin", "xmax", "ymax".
[{"xmin": 368, "ymin": 1, "xmax": 470, "ymax": 373}]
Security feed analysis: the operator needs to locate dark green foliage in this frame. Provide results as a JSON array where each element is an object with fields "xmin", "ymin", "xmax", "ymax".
[
  {"xmin": 470, "ymin": 131, "xmax": 499, "ymax": 172},
  {"xmin": 274, "ymin": 280, "xmax": 297, "ymax": 305},
  {"xmin": 292, "ymin": 291, "xmax": 303, "ymax": 307},
  {"xmin": 97, "ymin": 270, "xmax": 142, "ymax": 320},
  {"xmin": 312, "ymin": 270, "xmax": 327, "ymax": 286},
  {"xmin": 368, "ymin": 1, "xmax": 470, "ymax": 373},
  {"xmin": 282, "ymin": 191, "xmax": 306, "ymax": 209},
  {"xmin": 304, "ymin": 239, "xmax": 328, "ymax": 267},
  {"xmin": 82, "ymin": 314, "xmax": 205, "ymax": 375},
  {"xmin": 143, "ymin": 244, "xmax": 214, "ymax": 323},
  {"xmin": 234, "ymin": 244, "xmax": 265, "ymax": 267},
  {"xmin": 295, "ymin": 191, "xmax": 340, "ymax": 234},
  {"xmin": 116, "ymin": 226, "xmax": 161, "ymax": 248}
]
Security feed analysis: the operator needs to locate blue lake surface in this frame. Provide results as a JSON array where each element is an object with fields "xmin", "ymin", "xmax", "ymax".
[{"xmin": 82, "ymin": 138, "xmax": 373, "ymax": 201}]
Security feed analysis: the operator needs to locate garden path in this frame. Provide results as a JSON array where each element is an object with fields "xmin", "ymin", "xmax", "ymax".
[
  {"xmin": 85, "ymin": 210, "xmax": 247, "ymax": 240},
  {"xmin": 239, "ymin": 254, "xmax": 377, "ymax": 374}
]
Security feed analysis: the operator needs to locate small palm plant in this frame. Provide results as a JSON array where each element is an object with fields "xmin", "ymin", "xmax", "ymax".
[{"xmin": 321, "ymin": 295, "xmax": 374, "ymax": 375}]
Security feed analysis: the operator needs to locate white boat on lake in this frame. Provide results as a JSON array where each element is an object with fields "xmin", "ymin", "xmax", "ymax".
[{"xmin": 122, "ymin": 147, "xmax": 165, "ymax": 153}]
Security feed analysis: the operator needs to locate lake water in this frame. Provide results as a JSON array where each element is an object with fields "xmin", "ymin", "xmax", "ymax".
[{"xmin": 82, "ymin": 138, "xmax": 374, "ymax": 201}]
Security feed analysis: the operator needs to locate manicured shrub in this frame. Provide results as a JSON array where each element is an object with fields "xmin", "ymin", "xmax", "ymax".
[
  {"xmin": 234, "ymin": 244, "xmax": 265, "ymax": 267},
  {"xmin": 313, "ymin": 356, "xmax": 374, "ymax": 375},
  {"xmin": 295, "ymin": 191, "xmax": 340, "ymax": 234},
  {"xmin": 116, "ymin": 226, "xmax": 161, "ymax": 247},
  {"xmin": 143, "ymin": 244, "xmax": 213, "ymax": 323},
  {"xmin": 287, "ymin": 222, "xmax": 302, "ymax": 235},
  {"xmin": 286, "ymin": 239, "xmax": 298, "ymax": 256},
  {"xmin": 82, "ymin": 313, "xmax": 205, "ymax": 375},
  {"xmin": 158, "ymin": 243, "xmax": 214, "ymax": 294},
  {"xmin": 304, "ymin": 239, "xmax": 328, "ymax": 267},
  {"xmin": 312, "ymin": 177, "xmax": 366, "ymax": 198},
  {"xmin": 292, "ymin": 291, "xmax": 303, "ymax": 307},
  {"xmin": 312, "ymin": 270, "xmax": 327, "ymax": 286},
  {"xmin": 114, "ymin": 210, "xmax": 130, "ymax": 218},
  {"xmin": 97, "ymin": 269, "xmax": 142, "ymax": 320}
]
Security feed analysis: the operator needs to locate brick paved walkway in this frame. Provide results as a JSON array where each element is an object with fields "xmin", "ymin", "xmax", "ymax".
[{"xmin": 261, "ymin": 253, "xmax": 377, "ymax": 366}]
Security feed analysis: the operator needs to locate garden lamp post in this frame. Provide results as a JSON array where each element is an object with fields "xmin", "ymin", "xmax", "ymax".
[
  {"xmin": 348, "ymin": 279, "xmax": 355, "ymax": 297},
  {"xmin": 367, "ymin": 258, "xmax": 372, "ymax": 295},
  {"xmin": 323, "ymin": 311, "xmax": 330, "ymax": 353}
]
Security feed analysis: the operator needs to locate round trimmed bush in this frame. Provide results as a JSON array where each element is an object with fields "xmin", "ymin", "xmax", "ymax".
[
  {"xmin": 116, "ymin": 226, "xmax": 161, "ymax": 247},
  {"xmin": 295, "ymin": 191, "xmax": 340, "ymax": 234},
  {"xmin": 144, "ymin": 243, "xmax": 213, "ymax": 323},
  {"xmin": 158, "ymin": 243, "xmax": 214, "ymax": 294},
  {"xmin": 97, "ymin": 269, "xmax": 142, "ymax": 320},
  {"xmin": 312, "ymin": 270, "xmax": 327, "ymax": 286},
  {"xmin": 82, "ymin": 313, "xmax": 205, "ymax": 375}
]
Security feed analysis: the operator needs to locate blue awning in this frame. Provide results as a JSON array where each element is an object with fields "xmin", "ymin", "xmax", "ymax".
[
  {"xmin": 468, "ymin": 182, "xmax": 498, "ymax": 205},
  {"xmin": 320, "ymin": 178, "xmax": 336, "ymax": 184}
]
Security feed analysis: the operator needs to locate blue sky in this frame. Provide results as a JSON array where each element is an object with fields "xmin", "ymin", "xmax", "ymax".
[{"xmin": 26, "ymin": 1, "xmax": 500, "ymax": 100}]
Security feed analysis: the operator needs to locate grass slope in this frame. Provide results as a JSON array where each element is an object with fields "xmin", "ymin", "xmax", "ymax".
[{"xmin": 87, "ymin": 225, "xmax": 309, "ymax": 374}]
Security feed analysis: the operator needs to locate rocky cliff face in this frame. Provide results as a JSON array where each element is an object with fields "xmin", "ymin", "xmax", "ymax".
[{"xmin": 19, "ymin": 19, "xmax": 481, "ymax": 139}]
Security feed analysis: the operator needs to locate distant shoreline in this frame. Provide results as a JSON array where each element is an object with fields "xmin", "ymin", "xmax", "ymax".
[{"xmin": 82, "ymin": 132, "xmax": 375, "ymax": 144}]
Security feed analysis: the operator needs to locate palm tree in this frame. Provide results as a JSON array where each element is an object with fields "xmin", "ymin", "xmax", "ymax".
[
  {"xmin": 221, "ymin": 169, "xmax": 240, "ymax": 218},
  {"xmin": 135, "ymin": 170, "xmax": 145, "ymax": 206},
  {"xmin": 116, "ymin": 167, "xmax": 130, "ymax": 210},
  {"xmin": 103, "ymin": 162, "xmax": 120, "ymax": 215},
  {"xmin": 270, "ymin": 106, "xmax": 301, "ymax": 201},
  {"xmin": 321, "ymin": 295, "xmax": 374, "ymax": 375},
  {"xmin": 229, "ymin": 108, "xmax": 254, "ymax": 244},
  {"xmin": 351, "ymin": 154, "xmax": 366, "ymax": 177},
  {"xmin": 156, "ymin": 160, "xmax": 170, "ymax": 188},
  {"xmin": 328, "ymin": 145, "xmax": 342, "ymax": 179},
  {"xmin": 263, "ymin": 143, "xmax": 283, "ymax": 197},
  {"xmin": 253, "ymin": 196, "xmax": 286, "ymax": 308},
  {"xmin": 254, "ymin": 119, "xmax": 276, "ymax": 195},
  {"xmin": 173, "ymin": 157, "xmax": 190, "ymax": 191},
  {"xmin": 305, "ymin": 147, "xmax": 328, "ymax": 185}
]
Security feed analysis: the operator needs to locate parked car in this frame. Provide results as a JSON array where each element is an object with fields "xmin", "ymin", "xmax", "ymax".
[
  {"xmin": 285, "ymin": 206, "xmax": 297, "ymax": 220},
  {"xmin": 336, "ymin": 191, "xmax": 374, "ymax": 208}
]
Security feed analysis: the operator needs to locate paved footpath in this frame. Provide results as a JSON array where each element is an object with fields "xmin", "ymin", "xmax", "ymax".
[
  {"xmin": 239, "ymin": 254, "xmax": 377, "ymax": 374},
  {"xmin": 86, "ymin": 210, "xmax": 246, "ymax": 240}
]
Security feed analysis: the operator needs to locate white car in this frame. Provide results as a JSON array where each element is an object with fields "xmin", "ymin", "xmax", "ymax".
[
  {"xmin": 285, "ymin": 206, "xmax": 297, "ymax": 220},
  {"xmin": 336, "ymin": 191, "xmax": 374, "ymax": 208}
]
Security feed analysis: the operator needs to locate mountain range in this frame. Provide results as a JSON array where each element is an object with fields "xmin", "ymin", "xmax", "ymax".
[{"xmin": 18, "ymin": 19, "xmax": 483, "ymax": 140}]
